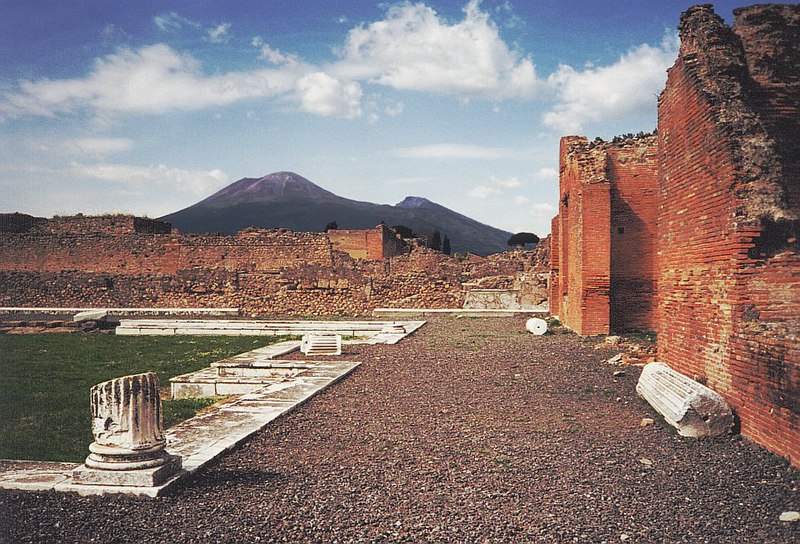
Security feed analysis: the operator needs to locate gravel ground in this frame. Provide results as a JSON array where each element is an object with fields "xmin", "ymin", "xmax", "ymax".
[{"xmin": 1, "ymin": 316, "xmax": 798, "ymax": 543}]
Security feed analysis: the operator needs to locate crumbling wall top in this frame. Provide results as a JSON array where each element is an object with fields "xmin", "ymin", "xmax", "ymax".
[
  {"xmin": 733, "ymin": 4, "xmax": 800, "ymax": 87},
  {"xmin": 674, "ymin": 3, "xmax": 793, "ymax": 224}
]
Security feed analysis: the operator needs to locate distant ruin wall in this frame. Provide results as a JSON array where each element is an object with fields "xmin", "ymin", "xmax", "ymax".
[
  {"xmin": 0, "ymin": 227, "xmax": 334, "ymax": 275},
  {"xmin": 0, "ymin": 216, "xmax": 548, "ymax": 317},
  {"xmin": 326, "ymin": 224, "xmax": 405, "ymax": 260},
  {"xmin": 656, "ymin": 4, "xmax": 799, "ymax": 465}
]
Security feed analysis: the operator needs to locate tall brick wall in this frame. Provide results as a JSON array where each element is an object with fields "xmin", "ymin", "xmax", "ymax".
[
  {"xmin": 551, "ymin": 135, "xmax": 658, "ymax": 335},
  {"xmin": 608, "ymin": 138, "xmax": 659, "ymax": 332},
  {"xmin": 553, "ymin": 137, "xmax": 611, "ymax": 335},
  {"xmin": 656, "ymin": 5, "xmax": 799, "ymax": 464}
]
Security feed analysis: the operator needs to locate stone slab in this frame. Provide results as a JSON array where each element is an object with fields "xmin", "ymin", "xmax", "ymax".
[
  {"xmin": 0, "ymin": 461, "xmax": 78, "ymax": 492},
  {"xmin": 373, "ymin": 308, "xmax": 548, "ymax": 317},
  {"xmin": 73, "ymin": 309, "xmax": 108, "ymax": 322},
  {"xmin": 116, "ymin": 319, "xmax": 425, "ymax": 340}
]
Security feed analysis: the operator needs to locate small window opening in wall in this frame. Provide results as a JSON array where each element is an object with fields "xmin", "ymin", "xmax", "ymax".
[{"xmin": 617, "ymin": 227, "xmax": 625, "ymax": 234}]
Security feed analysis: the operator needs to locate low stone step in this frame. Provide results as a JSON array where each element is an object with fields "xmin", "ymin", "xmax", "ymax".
[
  {"xmin": 170, "ymin": 366, "xmax": 302, "ymax": 398},
  {"xmin": 301, "ymin": 333, "xmax": 342, "ymax": 356}
]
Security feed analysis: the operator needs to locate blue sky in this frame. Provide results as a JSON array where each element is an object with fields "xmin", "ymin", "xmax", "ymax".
[{"xmin": 0, "ymin": 1, "xmax": 745, "ymax": 236}]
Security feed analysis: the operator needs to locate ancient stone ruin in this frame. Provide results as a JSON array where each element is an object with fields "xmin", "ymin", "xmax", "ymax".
[
  {"xmin": 551, "ymin": 4, "xmax": 799, "ymax": 466},
  {"xmin": 72, "ymin": 372, "xmax": 181, "ymax": 487},
  {"xmin": 0, "ymin": 215, "xmax": 550, "ymax": 316}
]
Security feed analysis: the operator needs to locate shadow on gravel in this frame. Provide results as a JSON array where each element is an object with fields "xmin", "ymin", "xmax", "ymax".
[{"xmin": 171, "ymin": 468, "xmax": 290, "ymax": 494}]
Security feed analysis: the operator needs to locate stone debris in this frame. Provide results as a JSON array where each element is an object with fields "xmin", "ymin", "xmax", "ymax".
[
  {"xmin": 607, "ymin": 353, "xmax": 624, "ymax": 365},
  {"xmin": 636, "ymin": 362, "xmax": 734, "ymax": 437},
  {"xmin": 605, "ymin": 335, "xmax": 621, "ymax": 346},
  {"xmin": 779, "ymin": 511, "xmax": 800, "ymax": 522},
  {"xmin": 640, "ymin": 418, "xmax": 655, "ymax": 427},
  {"xmin": 613, "ymin": 370, "xmax": 626, "ymax": 377}
]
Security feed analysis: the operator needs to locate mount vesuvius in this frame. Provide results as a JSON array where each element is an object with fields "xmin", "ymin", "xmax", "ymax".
[{"xmin": 159, "ymin": 172, "xmax": 513, "ymax": 256}]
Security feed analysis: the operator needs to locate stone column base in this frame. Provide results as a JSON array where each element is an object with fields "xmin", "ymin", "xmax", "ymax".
[
  {"xmin": 72, "ymin": 454, "xmax": 182, "ymax": 487},
  {"xmin": 85, "ymin": 442, "xmax": 168, "ymax": 471}
]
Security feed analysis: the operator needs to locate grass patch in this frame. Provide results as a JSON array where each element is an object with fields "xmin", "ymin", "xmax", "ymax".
[{"xmin": 0, "ymin": 334, "xmax": 287, "ymax": 462}]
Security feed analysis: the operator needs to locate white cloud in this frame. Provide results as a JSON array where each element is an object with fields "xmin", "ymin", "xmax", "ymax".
[
  {"xmin": 468, "ymin": 174, "xmax": 524, "ymax": 200},
  {"xmin": 544, "ymin": 33, "xmax": 678, "ymax": 132},
  {"xmin": 69, "ymin": 162, "xmax": 229, "ymax": 195},
  {"xmin": 330, "ymin": 0, "xmax": 537, "ymax": 99},
  {"xmin": 295, "ymin": 72, "xmax": 362, "ymax": 119},
  {"xmin": 492, "ymin": 175, "xmax": 521, "ymax": 188},
  {"xmin": 64, "ymin": 137, "xmax": 134, "ymax": 157},
  {"xmin": 530, "ymin": 202, "xmax": 555, "ymax": 218},
  {"xmin": 257, "ymin": 43, "xmax": 300, "ymax": 66},
  {"xmin": 468, "ymin": 185, "xmax": 502, "ymax": 199},
  {"xmin": 208, "ymin": 23, "xmax": 231, "ymax": 44},
  {"xmin": 513, "ymin": 195, "xmax": 530, "ymax": 205},
  {"xmin": 153, "ymin": 12, "xmax": 201, "ymax": 32},
  {"xmin": 391, "ymin": 143, "xmax": 521, "ymax": 160},
  {"xmin": 0, "ymin": 44, "xmax": 304, "ymax": 118},
  {"xmin": 534, "ymin": 167, "xmax": 558, "ymax": 181}
]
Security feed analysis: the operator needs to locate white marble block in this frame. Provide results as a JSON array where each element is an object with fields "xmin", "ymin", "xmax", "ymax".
[
  {"xmin": 73, "ymin": 309, "xmax": 109, "ymax": 323},
  {"xmin": 636, "ymin": 362, "xmax": 734, "ymax": 437},
  {"xmin": 301, "ymin": 333, "xmax": 342, "ymax": 356}
]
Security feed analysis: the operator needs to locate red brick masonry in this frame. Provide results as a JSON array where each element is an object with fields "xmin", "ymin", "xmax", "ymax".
[{"xmin": 551, "ymin": 4, "xmax": 799, "ymax": 465}]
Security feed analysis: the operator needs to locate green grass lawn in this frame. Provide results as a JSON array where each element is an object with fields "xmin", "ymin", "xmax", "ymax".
[{"xmin": 0, "ymin": 334, "xmax": 289, "ymax": 463}]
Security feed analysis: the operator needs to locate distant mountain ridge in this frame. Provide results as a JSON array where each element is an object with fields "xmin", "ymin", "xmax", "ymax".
[{"xmin": 160, "ymin": 171, "xmax": 512, "ymax": 255}]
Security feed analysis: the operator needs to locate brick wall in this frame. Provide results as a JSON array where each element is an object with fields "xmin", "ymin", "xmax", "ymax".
[
  {"xmin": 657, "ymin": 4, "xmax": 799, "ymax": 465},
  {"xmin": 608, "ymin": 137, "xmax": 659, "ymax": 332},
  {"xmin": 326, "ymin": 224, "xmax": 405, "ymax": 260},
  {"xmin": 549, "ymin": 216, "xmax": 560, "ymax": 317},
  {"xmin": 547, "ymin": 4, "xmax": 798, "ymax": 464},
  {"xmin": 551, "ymin": 135, "xmax": 658, "ymax": 335}
]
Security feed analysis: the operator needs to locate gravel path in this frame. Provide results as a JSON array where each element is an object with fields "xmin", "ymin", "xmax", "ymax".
[{"xmin": 2, "ymin": 317, "xmax": 798, "ymax": 543}]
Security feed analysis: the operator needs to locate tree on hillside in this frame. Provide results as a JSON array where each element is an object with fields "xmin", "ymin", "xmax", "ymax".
[
  {"xmin": 507, "ymin": 232, "xmax": 540, "ymax": 247},
  {"xmin": 324, "ymin": 221, "xmax": 338, "ymax": 231},
  {"xmin": 442, "ymin": 235, "xmax": 451, "ymax": 255},
  {"xmin": 392, "ymin": 225, "xmax": 416, "ymax": 238},
  {"xmin": 431, "ymin": 230, "xmax": 442, "ymax": 251}
]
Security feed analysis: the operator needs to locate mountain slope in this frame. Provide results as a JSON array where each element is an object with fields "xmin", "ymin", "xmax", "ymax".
[{"xmin": 160, "ymin": 172, "xmax": 512, "ymax": 255}]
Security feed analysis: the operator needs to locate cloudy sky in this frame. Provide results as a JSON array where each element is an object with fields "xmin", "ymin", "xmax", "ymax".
[{"xmin": 0, "ymin": 0, "xmax": 743, "ymax": 236}]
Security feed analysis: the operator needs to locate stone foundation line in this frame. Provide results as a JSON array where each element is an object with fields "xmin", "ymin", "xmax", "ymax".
[{"xmin": 0, "ymin": 306, "xmax": 239, "ymax": 316}]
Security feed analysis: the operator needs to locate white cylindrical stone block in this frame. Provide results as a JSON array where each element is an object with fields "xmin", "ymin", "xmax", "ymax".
[
  {"xmin": 525, "ymin": 317, "xmax": 548, "ymax": 335},
  {"xmin": 85, "ymin": 372, "xmax": 168, "ymax": 470}
]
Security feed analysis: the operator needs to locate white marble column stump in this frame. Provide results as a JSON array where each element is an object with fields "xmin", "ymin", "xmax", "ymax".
[{"xmin": 72, "ymin": 372, "xmax": 181, "ymax": 487}]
